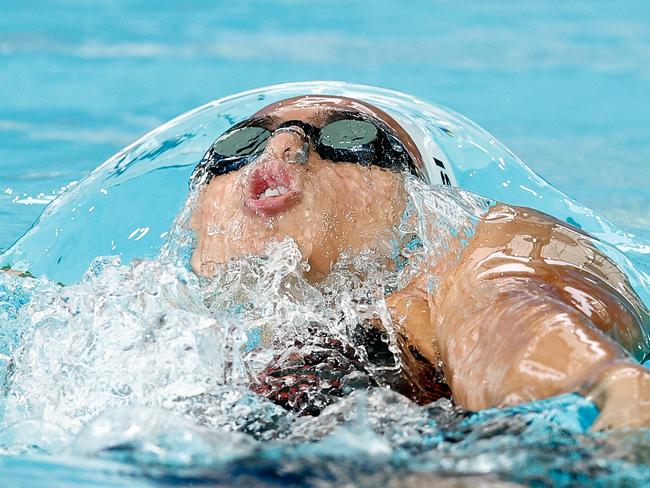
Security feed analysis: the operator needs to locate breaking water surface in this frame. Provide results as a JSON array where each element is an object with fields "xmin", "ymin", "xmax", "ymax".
[{"xmin": 1, "ymin": 182, "xmax": 649, "ymax": 487}]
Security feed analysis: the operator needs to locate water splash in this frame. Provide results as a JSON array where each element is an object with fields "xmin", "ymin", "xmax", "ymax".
[{"xmin": 1, "ymin": 183, "xmax": 650, "ymax": 487}]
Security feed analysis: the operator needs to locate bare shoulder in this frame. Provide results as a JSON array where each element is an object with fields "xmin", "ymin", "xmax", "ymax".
[
  {"xmin": 455, "ymin": 203, "xmax": 649, "ymax": 359},
  {"xmin": 468, "ymin": 203, "xmax": 636, "ymax": 298}
]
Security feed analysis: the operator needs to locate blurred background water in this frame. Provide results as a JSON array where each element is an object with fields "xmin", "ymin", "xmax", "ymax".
[{"xmin": 1, "ymin": 0, "xmax": 649, "ymax": 254}]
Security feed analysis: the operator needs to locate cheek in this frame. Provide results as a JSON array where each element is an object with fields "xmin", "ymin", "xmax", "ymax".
[
  {"xmin": 309, "ymin": 166, "xmax": 371, "ymax": 227},
  {"xmin": 191, "ymin": 179, "xmax": 255, "ymax": 266},
  {"xmin": 192, "ymin": 181, "xmax": 317, "ymax": 269}
]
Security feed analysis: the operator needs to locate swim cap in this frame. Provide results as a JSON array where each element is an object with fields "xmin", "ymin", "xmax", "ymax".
[{"xmin": 390, "ymin": 113, "xmax": 457, "ymax": 187}]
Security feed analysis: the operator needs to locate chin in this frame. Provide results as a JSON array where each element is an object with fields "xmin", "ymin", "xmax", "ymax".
[{"xmin": 191, "ymin": 172, "xmax": 339, "ymax": 277}]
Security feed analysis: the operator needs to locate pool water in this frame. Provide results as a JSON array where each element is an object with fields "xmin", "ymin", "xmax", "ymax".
[
  {"xmin": 2, "ymin": 0, "xmax": 650, "ymax": 253},
  {"xmin": 1, "ymin": 1, "xmax": 650, "ymax": 487},
  {"xmin": 0, "ymin": 83, "xmax": 648, "ymax": 487}
]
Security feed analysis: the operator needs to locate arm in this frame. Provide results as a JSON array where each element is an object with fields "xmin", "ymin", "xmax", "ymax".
[
  {"xmin": 387, "ymin": 204, "xmax": 650, "ymax": 429},
  {"xmin": 433, "ymin": 273, "xmax": 648, "ymax": 426}
]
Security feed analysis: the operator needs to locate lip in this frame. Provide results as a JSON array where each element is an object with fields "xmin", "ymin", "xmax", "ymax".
[{"xmin": 245, "ymin": 163, "xmax": 302, "ymax": 217}]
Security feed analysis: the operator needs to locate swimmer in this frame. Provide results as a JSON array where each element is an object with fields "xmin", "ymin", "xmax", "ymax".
[{"xmin": 195, "ymin": 95, "xmax": 650, "ymax": 429}]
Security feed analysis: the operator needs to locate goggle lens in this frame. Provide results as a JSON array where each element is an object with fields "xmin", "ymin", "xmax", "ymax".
[
  {"xmin": 192, "ymin": 114, "xmax": 418, "ymax": 186},
  {"xmin": 319, "ymin": 119, "xmax": 378, "ymax": 151},
  {"xmin": 212, "ymin": 126, "xmax": 269, "ymax": 158}
]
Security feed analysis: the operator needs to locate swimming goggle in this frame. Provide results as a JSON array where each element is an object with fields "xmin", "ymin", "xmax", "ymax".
[{"xmin": 191, "ymin": 112, "xmax": 422, "ymax": 184}]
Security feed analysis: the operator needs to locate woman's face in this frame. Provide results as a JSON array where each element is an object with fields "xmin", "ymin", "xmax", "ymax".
[{"xmin": 190, "ymin": 96, "xmax": 422, "ymax": 280}]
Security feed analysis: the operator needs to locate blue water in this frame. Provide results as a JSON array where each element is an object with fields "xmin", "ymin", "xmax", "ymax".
[
  {"xmin": 1, "ymin": 1, "xmax": 650, "ymax": 487},
  {"xmin": 2, "ymin": 1, "xmax": 650, "ymax": 254}
]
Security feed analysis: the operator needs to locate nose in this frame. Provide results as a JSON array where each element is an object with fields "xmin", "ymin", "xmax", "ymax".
[{"xmin": 260, "ymin": 127, "xmax": 310, "ymax": 165}]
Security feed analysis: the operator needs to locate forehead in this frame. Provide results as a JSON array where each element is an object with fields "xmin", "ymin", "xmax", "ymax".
[{"xmin": 255, "ymin": 95, "xmax": 394, "ymax": 126}]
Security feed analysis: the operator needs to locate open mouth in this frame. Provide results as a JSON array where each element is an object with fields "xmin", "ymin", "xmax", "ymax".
[{"xmin": 245, "ymin": 164, "xmax": 302, "ymax": 217}]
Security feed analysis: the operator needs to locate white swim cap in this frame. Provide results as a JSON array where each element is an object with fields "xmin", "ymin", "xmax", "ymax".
[{"xmin": 390, "ymin": 113, "xmax": 457, "ymax": 187}]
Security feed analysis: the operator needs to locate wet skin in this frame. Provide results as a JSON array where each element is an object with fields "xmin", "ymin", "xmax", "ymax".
[
  {"xmin": 191, "ymin": 96, "xmax": 650, "ymax": 430},
  {"xmin": 389, "ymin": 205, "xmax": 650, "ymax": 429},
  {"xmin": 190, "ymin": 96, "xmax": 413, "ymax": 280}
]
